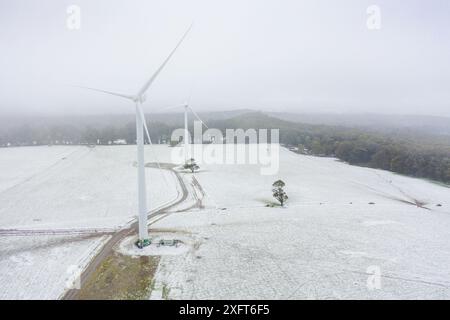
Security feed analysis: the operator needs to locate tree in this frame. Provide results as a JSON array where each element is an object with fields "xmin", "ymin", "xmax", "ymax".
[
  {"xmin": 183, "ymin": 158, "xmax": 199, "ymax": 173},
  {"xmin": 311, "ymin": 139, "xmax": 326, "ymax": 155},
  {"xmin": 272, "ymin": 180, "xmax": 288, "ymax": 207}
]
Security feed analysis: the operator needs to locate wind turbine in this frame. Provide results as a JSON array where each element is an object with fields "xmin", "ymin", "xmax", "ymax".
[
  {"xmin": 76, "ymin": 25, "xmax": 192, "ymax": 247},
  {"xmin": 160, "ymin": 100, "xmax": 208, "ymax": 162},
  {"xmin": 182, "ymin": 101, "xmax": 208, "ymax": 162}
]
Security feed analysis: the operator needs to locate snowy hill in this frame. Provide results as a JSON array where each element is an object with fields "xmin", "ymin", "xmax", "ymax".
[
  {"xmin": 0, "ymin": 145, "xmax": 449, "ymax": 299},
  {"xmin": 152, "ymin": 145, "xmax": 450, "ymax": 299}
]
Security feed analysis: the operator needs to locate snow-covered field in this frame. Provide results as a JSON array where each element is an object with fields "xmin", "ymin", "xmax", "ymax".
[
  {"xmin": 151, "ymin": 145, "xmax": 450, "ymax": 299},
  {"xmin": 1, "ymin": 144, "xmax": 449, "ymax": 299},
  {"xmin": 0, "ymin": 234, "xmax": 109, "ymax": 299},
  {"xmin": 0, "ymin": 145, "xmax": 179, "ymax": 299},
  {"xmin": 0, "ymin": 146, "xmax": 178, "ymax": 229}
]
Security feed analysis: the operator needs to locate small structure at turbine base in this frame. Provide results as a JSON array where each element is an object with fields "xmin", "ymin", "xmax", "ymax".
[
  {"xmin": 158, "ymin": 239, "xmax": 182, "ymax": 247},
  {"xmin": 135, "ymin": 238, "xmax": 152, "ymax": 249}
]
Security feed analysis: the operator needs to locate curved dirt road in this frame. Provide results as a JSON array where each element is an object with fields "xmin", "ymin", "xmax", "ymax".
[{"xmin": 62, "ymin": 163, "xmax": 188, "ymax": 300}]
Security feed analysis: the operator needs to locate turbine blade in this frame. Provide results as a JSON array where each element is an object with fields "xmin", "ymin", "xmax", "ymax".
[
  {"xmin": 74, "ymin": 85, "xmax": 134, "ymax": 100},
  {"xmin": 187, "ymin": 89, "xmax": 193, "ymax": 106},
  {"xmin": 136, "ymin": 103, "xmax": 170, "ymax": 188},
  {"xmin": 136, "ymin": 23, "xmax": 193, "ymax": 97},
  {"xmin": 158, "ymin": 104, "xmax": 186, "ymax": 112},
  {"xmin": 188, "ymin": 105, "xmax": 208, "ymax": 129},
  {"xmin": 136, "ymin": 103, "xmax": 152, "ymax": 145}
]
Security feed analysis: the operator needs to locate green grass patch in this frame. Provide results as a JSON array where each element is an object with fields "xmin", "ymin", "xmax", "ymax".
[{"xmin": 75, "ymin": 252, "xmax": 160, "ymax": 300}]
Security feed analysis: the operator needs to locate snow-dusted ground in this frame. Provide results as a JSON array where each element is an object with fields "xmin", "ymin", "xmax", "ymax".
[
  {"xmin": 0, "ymin": 235, "xmax": 109, "ymax": 299},
  {"xmin": 151, "ymin": 145, "xmax": 450, "ymax": 299},
  {"xmin": 0, "ymin": 146, "xmax": 178, "ymax": 229},
  {"xmin": 0, "ymin": 145, "xmax": 179, "ymax": 299},
  {"xmin": 1, "ymin": 144, "xmax": 449, "ymax": 299}
]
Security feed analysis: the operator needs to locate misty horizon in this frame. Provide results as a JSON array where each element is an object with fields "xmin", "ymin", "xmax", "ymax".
[
  {"xmin": 2, "ymin": 109, "xmax": 450, "ymax": 119},
  {"xmin": 1, "ymin": 0, "xmax": 450, "ymax": 117}
]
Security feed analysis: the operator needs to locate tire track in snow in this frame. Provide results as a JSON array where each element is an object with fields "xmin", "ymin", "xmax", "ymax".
[{"xmin": 0, "ymin": 147, "xmax": 90, "ymax": 198}]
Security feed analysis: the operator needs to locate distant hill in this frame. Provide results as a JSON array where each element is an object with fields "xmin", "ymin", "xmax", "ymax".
[
  {"xmin": 268, "ymin": 112, "xmax": 450, "ymax": 136},
  {"xmin": 217, "ymin": 111, "xmax": 450, "ymax": 183},
  {"xmin": 0, "ymin": 109, "xmax": 254, "ymax": 131}
]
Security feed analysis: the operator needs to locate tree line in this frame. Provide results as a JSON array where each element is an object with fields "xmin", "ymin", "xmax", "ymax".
[
  {"xmin": 1, "ymin": 112, "xmax": 449, "ymax": 184},
  {"xmin": 292, "ymin": 131, "xmax": 450, "ymax": 184},
  {"xmin": 0, "ymin": 122, "xmax": 174, "ymax": 146},
  {"xmin": 278, "ymin": 124, "xmax": 450, "ymax": 184}
]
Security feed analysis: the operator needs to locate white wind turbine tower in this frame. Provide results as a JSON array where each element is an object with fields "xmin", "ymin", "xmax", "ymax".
[
  {"xmin": 161, "ymin": 100, "xmax": 208, "ymax": 162},
  {"xmin": 76, "ymin": 25, "xmax": 192, "ymax": 247},
  {"xmin": 183, "ymin": 101, "xmax": 208, "ymax": 162}
]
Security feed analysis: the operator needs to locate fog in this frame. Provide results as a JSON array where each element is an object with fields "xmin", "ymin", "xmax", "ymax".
[{"xmin": 0, "ymin": 0, "xmax": 449, "ymax": 116}]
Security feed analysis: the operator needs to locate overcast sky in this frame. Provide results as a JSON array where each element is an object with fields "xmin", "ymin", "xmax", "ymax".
[{"xmin": 0, "ymin": 0, "xmax": 449, "ymax": 116}]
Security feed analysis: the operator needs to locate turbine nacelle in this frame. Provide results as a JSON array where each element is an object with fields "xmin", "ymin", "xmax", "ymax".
[{"xmin": 134, "ymin": 94, "xmax": 147, "ymax": 104}]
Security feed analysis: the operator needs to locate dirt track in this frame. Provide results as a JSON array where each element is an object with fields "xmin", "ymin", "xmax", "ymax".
[{"xmin": 62, "ymin": 163, "xmax": 188, "ymax": 300}]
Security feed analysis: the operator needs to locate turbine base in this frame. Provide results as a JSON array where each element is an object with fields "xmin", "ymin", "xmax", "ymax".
[{"xmin": 135, "ymin": 238, "xmax": 151, "ymax": 249}]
